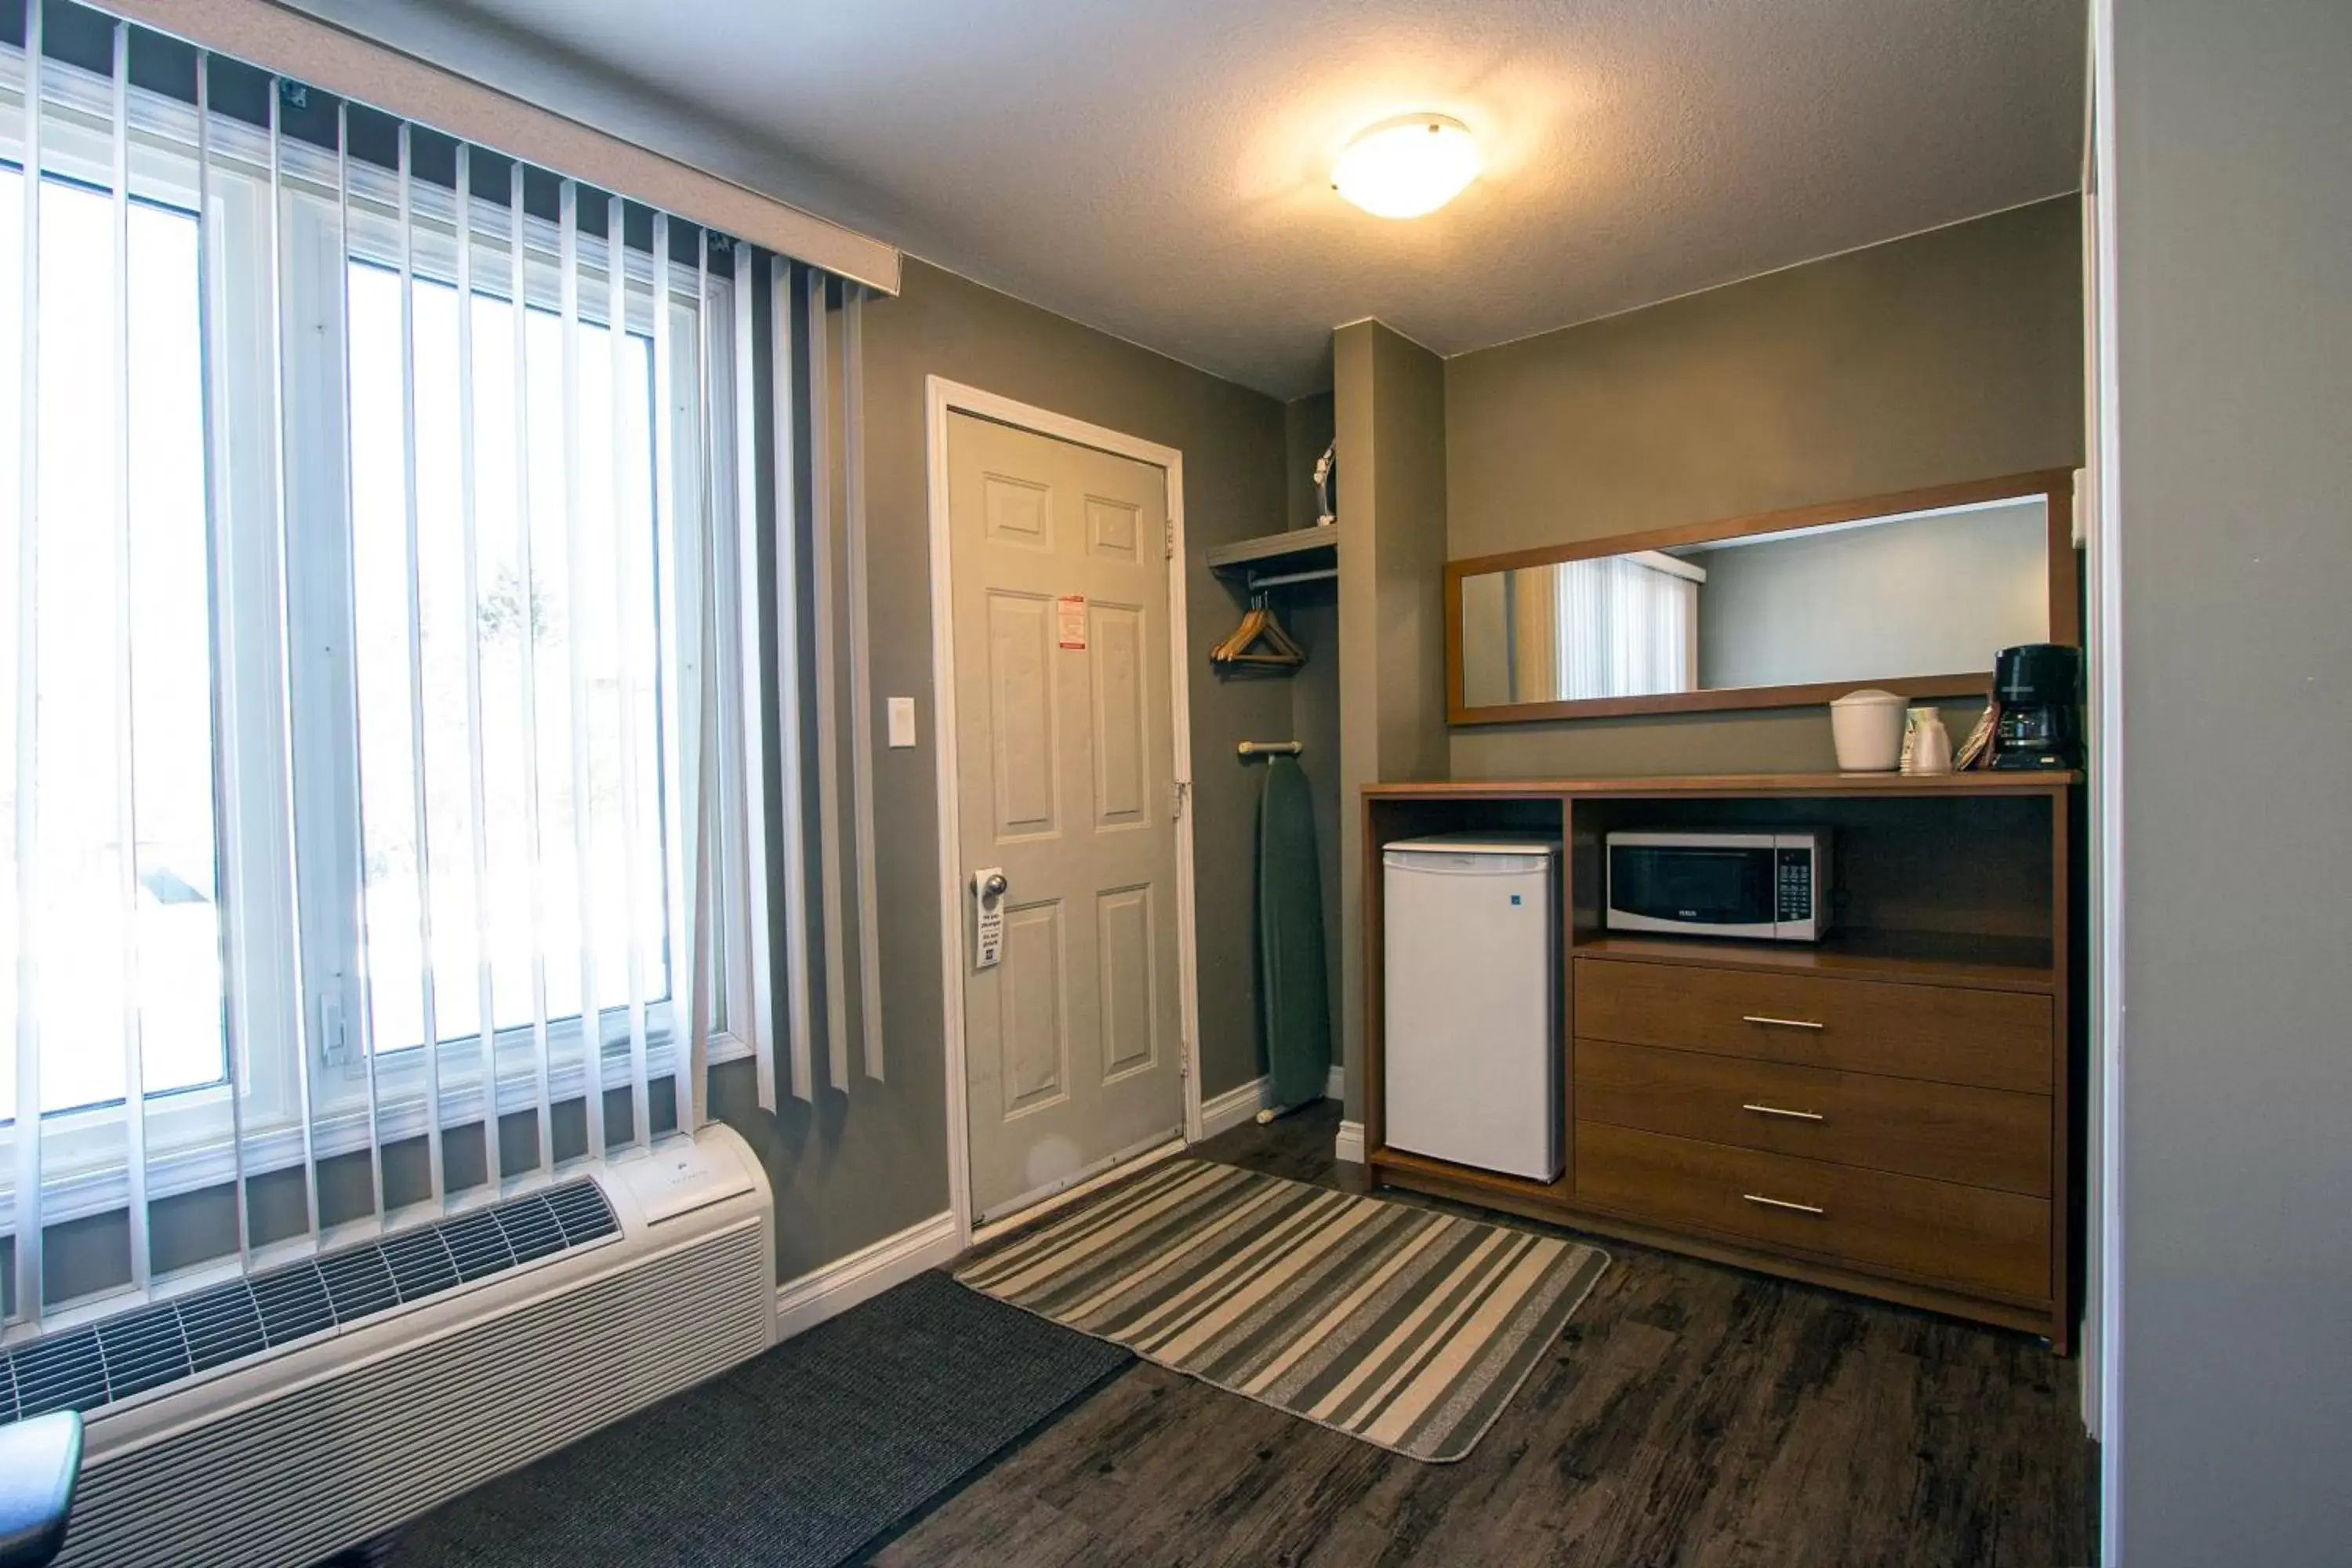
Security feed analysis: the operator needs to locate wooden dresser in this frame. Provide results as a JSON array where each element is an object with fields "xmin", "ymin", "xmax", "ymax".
[{"xmin": 1360, "ymin": 774, "xmax": 2080, "ymax": 1349}]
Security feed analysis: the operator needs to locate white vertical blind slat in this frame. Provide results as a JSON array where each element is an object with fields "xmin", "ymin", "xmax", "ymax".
[
  {"xmin": 107, "ymin": 20, "xmax": 151, "ymax": 1287},
  {"xmin": 842, "ymin": 287, "xmax": 881, "ymax": 1081},
  {"xmin": 651, "ymin": 213, "xmax": 697, "ymax": 1138},
  {"xmin": 687, "ymin": 235, "xmax": 717, "ymax": 1128},
  {"xmin": 730, "ymin": 241, "xmax": 775, "ymax": 1114},
  {"xmin": 11, "ymin": 0, "xmax": 42, "ymax": 1324},
  {"xmin": 805, "ymin": 279, "xmax": 850, "ymax": 1091},
  {"xmin": 193, "ymin": 51, "xmax": 251, "ymax": 1269},
  {"xmin": 771, "ymin": 264, "xmax": 812, "ymax": 1104},
  {"xmin": 509, "ymin": 161, "xmax": 555, "ymax": 1176},
  {"xmin": 266, "ymin": 76, "xmax": 323, "ymax": 1243},
  {"xmin": 394, "ymin": 122, "xmax": 445, "ymax": 1210},
  {"xmin": 557, "ymin": 180, "xmax": 605, "ymax": 1162},
  {"xmin": 333, "ymin": 101, "xmax": 386, "ymax": 1223},
  {"xmin": 611, "ymin": 198, "xmax": 650, "ymax": 1149},
  {"xmin": 452, "ymin": 147, "xmax": 502, "ymax": 1181}
]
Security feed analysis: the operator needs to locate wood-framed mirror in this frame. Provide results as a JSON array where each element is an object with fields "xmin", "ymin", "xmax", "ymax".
[{"xmin": 1444, "ymin": 469, "xmax": 2079, "ymax": 725}]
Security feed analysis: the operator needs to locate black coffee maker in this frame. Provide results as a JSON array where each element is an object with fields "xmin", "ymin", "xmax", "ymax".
[{"xmin": 1991, "ymin": 643, "xmax": 2082, "ymax": 770}]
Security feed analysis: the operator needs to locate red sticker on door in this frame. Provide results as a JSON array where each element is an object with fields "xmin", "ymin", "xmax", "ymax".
[{"xmin": 1057, "ymin": 594, "xmax": 1087, "ymax": 650}]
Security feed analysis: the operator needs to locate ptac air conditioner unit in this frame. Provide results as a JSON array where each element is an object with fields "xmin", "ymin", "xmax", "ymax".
[{"xmin": 16, "ymin": 1123, "xmax": 775, "ymax": 1568}]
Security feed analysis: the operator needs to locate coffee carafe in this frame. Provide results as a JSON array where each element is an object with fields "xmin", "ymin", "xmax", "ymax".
[{"xmin": 1990, "ymin": 643, "xmax": 2082, "ymax": 771}]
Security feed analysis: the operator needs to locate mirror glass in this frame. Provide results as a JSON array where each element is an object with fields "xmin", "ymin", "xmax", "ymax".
[{"xmin": 1457, "ymin": 493, "xmax": 2051, "ymax": 709}]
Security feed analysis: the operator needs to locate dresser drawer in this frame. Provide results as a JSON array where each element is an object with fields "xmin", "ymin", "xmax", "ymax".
[
  {"xmin": 1575, "ymin": 1121, "xmax": 2050, "ymax": 1301},
  {"xmin": 1573, "ymin": 958, "xmax": 2052, "ymax": 1094},
  {"xmin": 1575, "ymin": 1037, "xmax": 2050, "ymax": 1196}
]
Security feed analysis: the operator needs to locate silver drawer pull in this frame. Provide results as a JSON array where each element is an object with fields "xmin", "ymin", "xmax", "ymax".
[
  {"xmin": 1743, "ymin": 1192, "xmax": 1826, "ymax": 1216},
  {"xmin": 1741, "ymin": 1014, "xmax": 1824, "ymax": 1030},
  {"xmin": 1741, "ymin": 1102, "xmax": 1825, "ymax": 1122}
]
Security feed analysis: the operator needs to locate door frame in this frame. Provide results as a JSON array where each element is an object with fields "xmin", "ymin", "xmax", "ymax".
[{"xmin": 924, "ymin": 376, "xmax": 1204, "ymax": 1247}]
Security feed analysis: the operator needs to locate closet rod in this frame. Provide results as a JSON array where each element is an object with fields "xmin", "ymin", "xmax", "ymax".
[
  {"xmin": 1238, "ymin": 740, "xmax": 1304, "ymax": 757},
  {"xmin": 1248, "ymin": 567, "xmax": 1338, "ymax": 590}
]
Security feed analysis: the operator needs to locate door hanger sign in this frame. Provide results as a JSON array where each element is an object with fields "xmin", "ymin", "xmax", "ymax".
[{"xmin": 1057, "ymin": 594, "xmax": 1087, "ymax": 651}]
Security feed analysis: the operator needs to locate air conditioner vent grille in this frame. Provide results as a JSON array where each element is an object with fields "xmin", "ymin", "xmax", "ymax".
[
  {"xmin": 10, "ymin": 1327, "xmax": 106, "ymax": 1419},
  {"xmin": 0, "ymin": 1178, "xmax": 617, "ymax": 1423},
  {"xmin": 248, "ymin": 1263, "xmax": 335, "ymax": 1348},
  {"xmin": 492, "ymin": 1196, "xmax": 565, "ymax": 1263},
  {"xmin": 545, "ymin": 1182, "xmax": 620, "ymax": 1244},
  {"xmin": 377, "ymin": 1229, "xmax": 459, "ymax": 1301},
  {"xmin": 440, "ymin": 1210, "xmax": 514, "ymax": 1282},
  {"xmin": 93, "ymin": 1307, "xmax": 187, "ymax": 1403},
  {"xmin": 315, "ymin": 1246, "xmax": 400, "ymax": 1323},
  {"xmin": 176, "ymin": 1284, "xmax": 264, "ymax": 1377}
]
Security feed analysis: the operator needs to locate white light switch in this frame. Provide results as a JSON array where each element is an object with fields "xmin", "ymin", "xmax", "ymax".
[{"xmin": 887, "ymin": 696, "xmax": 917, "ymax": 748}]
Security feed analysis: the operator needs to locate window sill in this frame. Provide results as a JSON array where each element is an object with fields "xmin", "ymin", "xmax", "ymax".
[{"xmin": 0, "ymin": 1031, "xmax": 750, "ymax": 1231}]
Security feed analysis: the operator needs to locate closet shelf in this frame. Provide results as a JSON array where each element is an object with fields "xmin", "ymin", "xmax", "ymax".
[{"xmin": 1206, "ymin": 528, "xmax": 1338, "ymax": 579}]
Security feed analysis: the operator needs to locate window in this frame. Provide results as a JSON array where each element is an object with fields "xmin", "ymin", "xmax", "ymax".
[
  {"xmin": 0, "ymin": 166, "xmax": 220, "ymax": 1120},
  {"xmin": 0, "ymin": 42, "xmax": 755, "ymax": 1237}
]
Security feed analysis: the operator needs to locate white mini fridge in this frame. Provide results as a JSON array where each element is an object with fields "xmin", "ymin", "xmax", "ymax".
[{"xmin": 1381, "ymin": 835, "xmax": 1563, "ymax": 1181}]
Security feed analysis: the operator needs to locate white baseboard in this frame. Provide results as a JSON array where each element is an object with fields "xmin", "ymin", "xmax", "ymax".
[
  {"xmin": 1334, "ymin": 1120, "xmax": 1365, "ymax": 1166},
  {"xmin": 1200, "ymin": 1075, "xmax": 1273, "ymax": 1138},
  {"xmin": 774, "ymin": 1209, "xmax": 961, "ymax": 1341},
  {"xmin": 1198, "ymin": 1063, "xmax": 1352, "ymax": 1140}
]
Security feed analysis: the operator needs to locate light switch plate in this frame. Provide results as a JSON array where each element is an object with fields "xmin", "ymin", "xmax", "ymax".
[{"xmin": 887, "ymin": 696, "xmax": 916, "ymax": 748}]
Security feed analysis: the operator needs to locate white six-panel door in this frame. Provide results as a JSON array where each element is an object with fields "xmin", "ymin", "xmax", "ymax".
[{"xmin": 946, "ymin": 412, "xmax": 1185, "ymax": 1224}]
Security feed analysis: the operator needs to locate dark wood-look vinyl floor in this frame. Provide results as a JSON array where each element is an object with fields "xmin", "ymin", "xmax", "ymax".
[{"xmin": 875, "ymin": 1102, "xmax": 2094, "ymax": 1568}]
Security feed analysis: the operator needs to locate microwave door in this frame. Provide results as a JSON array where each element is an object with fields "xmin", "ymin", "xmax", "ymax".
[{"xmin": 1610, "ymin": 844, "xmax": 1778, "ymax": 936}]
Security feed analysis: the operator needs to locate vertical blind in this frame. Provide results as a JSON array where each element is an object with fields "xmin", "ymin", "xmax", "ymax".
[
  {"xmin": 0, "ymin": 0, "xmax": 884, "ymax": 1333},
  {"xmin": 1498, "ymin": 553, "xmax": 1700, "ymax": 702},
  {"xmin": 1547, "ymin": 554, "xmax": 1700, "ymax": 701}
]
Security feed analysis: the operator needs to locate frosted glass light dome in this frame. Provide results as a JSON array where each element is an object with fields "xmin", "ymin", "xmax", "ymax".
[{"xmin": 1331, "ymin": 114, "xmax": 1479, "ymax": 219}]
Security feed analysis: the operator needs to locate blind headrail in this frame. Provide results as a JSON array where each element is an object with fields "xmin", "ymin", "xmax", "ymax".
[{"xmin": 102, "ymin": 0, "xmax": 902, "ymax": 294}]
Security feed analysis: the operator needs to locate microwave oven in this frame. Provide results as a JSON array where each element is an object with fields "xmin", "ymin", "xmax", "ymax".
[{"xmin": 1604, "ymin": 829, "xmax": 1832, "ymax": 942}]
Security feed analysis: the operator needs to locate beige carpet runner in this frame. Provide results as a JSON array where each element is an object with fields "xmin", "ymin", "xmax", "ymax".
[{"xmin": 953, "ymin": 1159, "xmax": 1608, "ymax": 1463}]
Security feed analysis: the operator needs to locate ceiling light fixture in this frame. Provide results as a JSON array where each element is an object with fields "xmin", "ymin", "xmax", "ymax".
[{"xmin": 1330, "ymin": 113, "xmax": 1479, "ymax": 219}]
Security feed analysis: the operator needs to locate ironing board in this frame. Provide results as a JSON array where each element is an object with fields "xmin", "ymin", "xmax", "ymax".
[{"xmin": 1256, "ymin": 753, "xmax": 1331, "ymax": 1111}]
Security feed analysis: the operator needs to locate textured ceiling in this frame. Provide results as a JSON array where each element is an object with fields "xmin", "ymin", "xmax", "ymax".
[{"xmin": 404, "ymin": 0, "xmax": 2083, "ymax": 398}]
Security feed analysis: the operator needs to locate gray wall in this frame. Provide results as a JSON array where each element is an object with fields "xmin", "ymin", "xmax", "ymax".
[
  {"xmin": 1334, "ymin": 322, "xmax": 1450, "ymax": 1119},
  {"xmin": 1444, "ymin": 198, "xmax": 2085, "ymax": 781},
  {"xmin": 2107, "ymin": 2, "xmax": 2352, "ymax": 1559},
  {"xmin": 1692, "ymin": 498, "xmax": 2051, "ymax": 690},
  {"xmin": 1281, "ymin": 393, "xmax": 1342, "ymax": 1077}
]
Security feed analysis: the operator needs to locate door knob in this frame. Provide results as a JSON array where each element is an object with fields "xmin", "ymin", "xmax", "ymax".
[{"xmin": 981, "ymin": 872, "xmax": 1008, "ymax": 902}]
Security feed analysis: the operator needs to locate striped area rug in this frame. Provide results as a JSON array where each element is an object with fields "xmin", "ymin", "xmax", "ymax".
[{"xmin": 952, "ymin": 1159, "xmax": 1608, "ymax": 1463}]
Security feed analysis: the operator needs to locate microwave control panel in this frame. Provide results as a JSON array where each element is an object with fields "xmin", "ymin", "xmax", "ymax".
[{"xmin": 1775, "ymin": 848, "xmax": 1813, "ymax": 922}]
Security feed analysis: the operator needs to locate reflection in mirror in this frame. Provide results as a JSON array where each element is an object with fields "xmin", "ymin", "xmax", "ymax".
[{"xmin": 1457, "ymin": 494, "xmax": 2051, "ymax": 709}]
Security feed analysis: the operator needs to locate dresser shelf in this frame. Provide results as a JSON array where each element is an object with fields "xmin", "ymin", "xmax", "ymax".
[{"xmin": 1568, "ymin": 928, "xmax": 2056, "ymax": 994}]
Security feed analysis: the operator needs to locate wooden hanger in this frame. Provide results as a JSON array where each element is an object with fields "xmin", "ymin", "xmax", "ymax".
[
  {"xmin": 1211, "ymin": 603, "xmax": 1265, "ymax": 662},
  {"xmin": 1212, "ymin": 592, "xmax": 1306, "ymax": 667}
]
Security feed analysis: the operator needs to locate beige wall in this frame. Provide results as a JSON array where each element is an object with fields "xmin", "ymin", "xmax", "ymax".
[
  {"xmin": 729, "ymin": 258, "xmax": 1291, "ymax": 1277},
  {"xmin": 1445, "ymin": 197, "xmax": 2085, "ymax": 780},
  {"xmin": 1334, "ymin": 321, "xmax": 1450, "ymax": 1116}
]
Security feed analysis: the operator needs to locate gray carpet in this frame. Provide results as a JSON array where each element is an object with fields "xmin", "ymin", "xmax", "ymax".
[{"xmin": 379, "ymin": 1269, "xmax": 1133, "ymax": 1568}]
